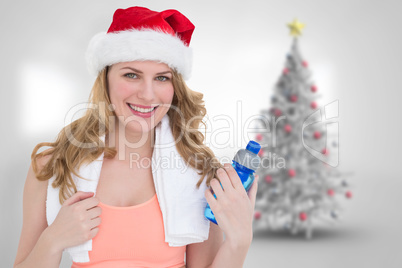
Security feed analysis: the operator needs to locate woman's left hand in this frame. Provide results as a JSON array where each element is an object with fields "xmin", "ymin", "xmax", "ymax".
[{"xmin": 205, "ymin": 163, "xmax": 259, "ymax": 248}]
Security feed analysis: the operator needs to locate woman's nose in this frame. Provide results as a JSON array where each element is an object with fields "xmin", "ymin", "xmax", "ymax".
[{"xmin": 137, "ymin": 79, "xmax": 155, "ymax": 100}]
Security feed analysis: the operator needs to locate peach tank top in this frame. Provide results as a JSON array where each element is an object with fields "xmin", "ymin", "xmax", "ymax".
[{"xmin": 71, "ymin": 194, "xmax": 186, "ymax": 268}]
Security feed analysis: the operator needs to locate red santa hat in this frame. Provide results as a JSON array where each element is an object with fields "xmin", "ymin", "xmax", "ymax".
[{"xmin": 86, "ymin": 6, "xmax": 195, "ymax": 79}]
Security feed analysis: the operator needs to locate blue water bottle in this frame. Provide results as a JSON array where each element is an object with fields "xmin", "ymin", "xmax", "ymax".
[{"xmin": 205, "ymin": 141, "xmax": 261, "ymax": 225}]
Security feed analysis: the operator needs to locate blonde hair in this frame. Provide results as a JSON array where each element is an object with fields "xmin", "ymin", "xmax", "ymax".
[{"xmin": 31, "ymin": 68, "xmax": 222, "ymax": 205}]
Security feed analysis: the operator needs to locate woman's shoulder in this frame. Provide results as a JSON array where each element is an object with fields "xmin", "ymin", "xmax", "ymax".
[
  {"xmin": 32, "ymin": 148, "xmax": 53, "ymax": 173},
  {"xmin": 28, "ymin": 147, "xmax": 54, "ymax": 194},
  {"xmin": 37, "ymin": 150, "xmax": 52, "ymax": 166}
]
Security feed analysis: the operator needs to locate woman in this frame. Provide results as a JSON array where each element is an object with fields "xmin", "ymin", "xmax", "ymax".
[{"xmin": 14, "ymin": 6, "xmax": 258, "ymax": 268}]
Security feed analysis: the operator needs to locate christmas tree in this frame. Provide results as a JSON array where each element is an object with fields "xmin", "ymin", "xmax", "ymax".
[{"xmin": 252, "ymin": 19, "xmax": 352, "ymax": 239}]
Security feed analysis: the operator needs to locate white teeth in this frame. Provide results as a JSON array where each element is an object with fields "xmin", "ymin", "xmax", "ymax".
[{"xmin": 128, "ymin": 103, "xmax": 156, "ymax": 113}]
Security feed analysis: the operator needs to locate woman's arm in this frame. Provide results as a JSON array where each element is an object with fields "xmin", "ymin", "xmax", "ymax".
[
  {"xmin": 204, "ymin": 238, "xmax": 251, "ymax": 268},
  {"xmin": 186, "ymin": 163, "xmax": 258, "ymax": 268},
  {"xmin": 186, "ymin": 222, "xmax": 223, "ymax": 267},
  {"xmin": 14, "ymin": 154, "xmax": 102, "ymax": 268},
  {"xmin": 14, "ymin": 156, "xmax": 64, "ymax": 268},
  {"xmin": 186, "ymin": 222, "xmax": 250, "ymax": 268}
]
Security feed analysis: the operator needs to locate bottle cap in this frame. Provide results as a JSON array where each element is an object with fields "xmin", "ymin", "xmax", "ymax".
[{"xmin": 246, "ymin": 141, "xmax": 261, "ymax": 155}]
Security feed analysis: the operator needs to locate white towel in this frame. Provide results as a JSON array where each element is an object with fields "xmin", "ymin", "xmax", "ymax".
[{"xmin": 46, "ymin": 114, "xmax": 210, "ymax": 262}]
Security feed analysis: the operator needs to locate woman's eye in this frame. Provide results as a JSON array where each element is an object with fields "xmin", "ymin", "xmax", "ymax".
[
  {"xmin": 156, "ymin": 76, "xmax": 169, "ymax": 82},
  {"xmin": 124, "ymin": 73, "xmax": 137, "ymax": 79}
]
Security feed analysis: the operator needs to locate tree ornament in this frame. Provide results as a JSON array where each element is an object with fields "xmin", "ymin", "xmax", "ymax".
[
  {"xmin": 302, "ymin": 60, "xmax": 308, "ymax": 67},
  {"xmin": 284, "ymin": 124, "xmax": 292, "ymax": 133},
  {"xmin": 256, "ymin": 133, "xmax": 263, "ymax": 141},
  {"xmin": 311, "ymin": 101, "xmax": 317, "ymax": 109},
  {"xmin": 274, "ymin": 108, "xmax": 282, "ymax": 117},
  {"xmin": 327, "ymin": 189, "xmax": 335, "ymax": 196},
  {"xmin": 254, "ymin": 211, "xmax": 262, "ymax": 220},
  {"xmin": 311, "ymin": 85, "xmax": 318, "ymax": 92},
  {"xmin": 258, "ymin": 149, "xmax": 264, "ymax": 156},
  {"xmin": 314, "ymin": 131, "xmax": 321, "ymax": 139},
  {"xmin": 288, "ymin": 169, "xmax": 296, "ymax": 178},
  {"xmin": 299, "ymin": 212, "xmax": 307, "ymax": 221},
  {"xmin": 322, "ymin": 148, "xmax": 328, "ymax": 155},
  {"xmin": 345, "ymin": 191, "xmax": 353, "ymax": 199},
  {"xmin": 265, "ymin": 175, "xmax": 272, "ymax": 183},
  {"xmin": 290, "ymin": 95, "xmax": 298, "ymax": 102},
  {"xmin": 283, "ymin": 68, "xmax": 289, "ymax": 75}
]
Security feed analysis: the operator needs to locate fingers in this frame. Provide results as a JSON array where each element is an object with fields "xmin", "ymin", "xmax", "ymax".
[
  {"xmin": 205, "ymin": 187, "xmax": 217, "ymax": 209},
  {"xmin": 215, "ymin": 168, "xmax": 232, "ymax": 193},
  {"xmin": 210, "ymin": 178, "xmax": 224, "ymax": 197},
  {"xmin": 63, "ymin": 191, "xmax": 94, "ymax": 206},
  {"xmin": 89, "ymin": 226, "xmax": 100, "ymax": 239},
  {"xmin": 213, "ymin": 164, "xmax": 241, "ymax": 192},
  {"xmin": 88, "ymin": 216, "xmax": 102, "ymax": 231},
  {"xmin": 211, "ymin": 164, "xmax": 247, "ymax": 197},
  {"xmin": 248, "ymin": 176, "xmax": 259, "ymax": 209},
  {"xmin": 87, "ymin": 206, "xmax": 102, "ymax": 220},
  {"xmin": 223, "ymin": 163, "xmax": 244, "ymax": 190},
  {"xmin": 78, "ymin": 196, "xmax": 100, "ymax": 210},
  {"xmin": 87, "ymin": 207, "xmax": 102, "ymax": 237}
]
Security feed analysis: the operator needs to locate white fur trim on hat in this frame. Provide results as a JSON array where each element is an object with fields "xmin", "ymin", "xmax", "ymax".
[{"xmin": 85, "ymin": 29, "xmax": 192, "ymax": 80}]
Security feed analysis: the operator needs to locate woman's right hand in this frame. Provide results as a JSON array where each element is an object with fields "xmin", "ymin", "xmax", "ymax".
[{"xmin": 46, "ymin": 191, "xmax": 102, "ymax": 252}]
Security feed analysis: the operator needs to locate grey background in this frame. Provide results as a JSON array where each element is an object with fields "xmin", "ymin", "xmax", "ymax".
[{"xmin": 2, "ymin": 0, "xmax": 401, "ymax": 267}]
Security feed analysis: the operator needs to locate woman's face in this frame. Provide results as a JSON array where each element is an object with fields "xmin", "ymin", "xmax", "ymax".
[{"xmin": 107, "ymin": 61, "xmax": 174, "ymax": 135}]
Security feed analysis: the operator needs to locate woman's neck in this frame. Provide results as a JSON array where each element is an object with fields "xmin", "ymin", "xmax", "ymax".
[{"xmin": 106, "ymin": 120, "xmax": 155, "ymax": 163}]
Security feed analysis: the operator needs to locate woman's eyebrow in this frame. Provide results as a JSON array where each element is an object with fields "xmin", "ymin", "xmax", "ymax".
[
  {"xmin": 121, "ymin": 67, "xmax": 143, "ymax": 73},
  {"xmin": 156, "ymin": 71, "xmax": 172, "ymax": 75},
  {"xmin": 120, "ymin": 67, "xmax": 171, "ymax": 76}
]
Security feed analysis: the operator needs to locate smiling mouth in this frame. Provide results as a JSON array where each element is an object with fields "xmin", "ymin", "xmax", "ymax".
[{"xmin": 127, "ymin": 103, "xmax": 158, "ymax": 113}]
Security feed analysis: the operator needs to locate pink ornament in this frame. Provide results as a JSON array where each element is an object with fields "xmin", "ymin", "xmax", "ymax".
[
  {"xmin": 302, "ymin": 61, "xmax": 308, "ymax": 67},
  {"xmin": 265, "ymin": 175, "xmax": 272, "ymax": 183},
  {"xmin": 299, "ymin": 212, "xmax": 307, "ymax": 221},
  {"xmin": 311, "ymin": 85, "xmax": 318, "ymax": 92},
  {"xmin": 258, "ymin": 149, "xmax": 264, "ymax": 156},
  {"xmin": 256, "ymin": 134, "xmax": 263, "ymax": 141},
  {"xmin": 327, "ymin": 189, "xmax": 335, "ymax": 196},
  {"xmin": 254, "ymin": 211, "xmax": 262, "ymax": 220},
  {"xmin": 314, "ymin": 131, "xmax": 321, "ymax": 139},
  {"xmin": 284, "ymin": 124, "xmax": 292, "ymax": 133},
  {"xmin": 322, "ymin": 148, "xmax": 328, "ymax": 155},
  {"xmin": 274, "ymin": 108, "xmax": 282, "ymax": 117},
  {"xmin": 290, "ymin": 95, "xmax": 298, "ymax": 102},
  {"xmin": 288, "ymin": 169, "xmax": 296, "ymax": 178},
  {"xmin": 283, "ymin": 68, "xmax": 289, "ymax": 74},
  {"xmin": 346, "ymin": 191, "xmax": 353, "ymax": 199},
  {"xmin": 311, "ymin": 101, "xmax": 317, "ymax": 109}
]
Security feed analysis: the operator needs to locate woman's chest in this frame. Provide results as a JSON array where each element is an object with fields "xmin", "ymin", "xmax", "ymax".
[{"xmin": 95, "ymin": 158, "xmax": 156, "ymax": 207}]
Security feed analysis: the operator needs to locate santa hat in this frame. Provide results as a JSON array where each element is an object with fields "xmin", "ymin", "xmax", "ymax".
[{"xmin": 86, "ymin": 6, "xmax": 195, "ymax": 80}]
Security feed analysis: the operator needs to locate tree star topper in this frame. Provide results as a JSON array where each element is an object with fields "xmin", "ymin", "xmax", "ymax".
[{"xmin": 287, "ymin": 19, "xmax": 305, "ymax": 36}]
